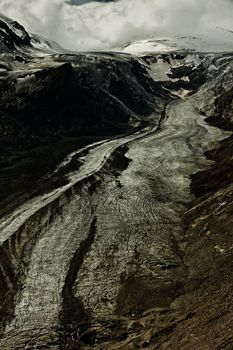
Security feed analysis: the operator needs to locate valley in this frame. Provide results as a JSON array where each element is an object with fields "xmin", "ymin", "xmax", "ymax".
[{"xmin": 0, "ymin": 15, "xmax": 233, "ymax": 349}]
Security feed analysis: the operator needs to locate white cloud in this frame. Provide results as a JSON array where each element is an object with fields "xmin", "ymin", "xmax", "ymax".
[{"xmin": 0, "ymin": 0, "xmax": 233, "ymax": 51}]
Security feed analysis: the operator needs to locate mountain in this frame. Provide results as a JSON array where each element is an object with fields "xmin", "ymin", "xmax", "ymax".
[
  {"xmin": 0, "ymin": 15, "xmax": 233, "ymax": 350},
  {"xmin": 0, "ymin": 15, "xmax": 31, "ymax": 52}
]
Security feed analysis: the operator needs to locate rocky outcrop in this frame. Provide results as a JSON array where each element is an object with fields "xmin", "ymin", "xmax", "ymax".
[
  {"xmin": 194, "ymin": 53, "xmax": 233, "ymax": 124},
  {"xmin": 0, "ymin": 57, "xmax": 156, "ymax": 141}
]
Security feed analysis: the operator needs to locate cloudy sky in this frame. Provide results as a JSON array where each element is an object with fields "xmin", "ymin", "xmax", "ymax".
[{"xmin": 0, "ymin": 0, "xmax": 233, "ymax": 50}]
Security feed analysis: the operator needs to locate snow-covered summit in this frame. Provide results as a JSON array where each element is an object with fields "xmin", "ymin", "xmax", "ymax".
[{"xmin": 116, "ymin": 29, "xmax": 233, "ymax": 55}]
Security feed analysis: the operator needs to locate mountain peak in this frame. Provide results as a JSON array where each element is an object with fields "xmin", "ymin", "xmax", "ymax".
[{"xmin": 0, "ymin": 14, "xmax": 31, "ymax": 52}]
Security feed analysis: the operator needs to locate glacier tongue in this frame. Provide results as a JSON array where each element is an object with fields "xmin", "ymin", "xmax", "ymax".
[{"xmin": 0, "ymin": 11, "xmax": 233, "ymax": 350}]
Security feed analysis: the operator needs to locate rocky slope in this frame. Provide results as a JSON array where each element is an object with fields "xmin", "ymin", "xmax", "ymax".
[
  {"xmin": 0, "ymin": 16, "xmax": 233, "ymax": 350},
  {"xmin": 0, "ymin": 16, "xmax": 164, "ymax": 216}
]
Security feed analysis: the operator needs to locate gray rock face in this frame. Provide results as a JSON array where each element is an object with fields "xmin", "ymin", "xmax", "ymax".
[
  {"xmin": 0, "ymin": 15, "xmax": 31, "ymax": 52},
  {"xmin": 0, "ymin": 16, "xmax": 233, "ymax": 350},
  {"xmin": 194, "ymin": 53, "xmax": 233, "ymax": 125}
]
